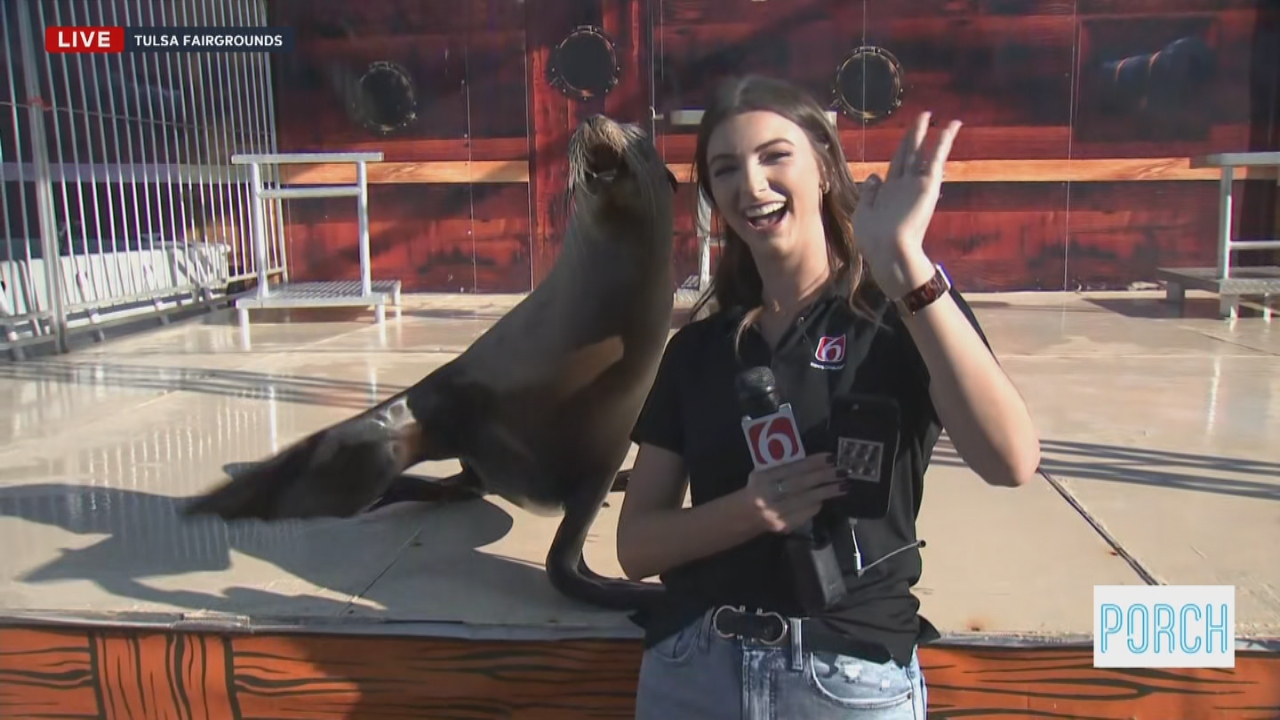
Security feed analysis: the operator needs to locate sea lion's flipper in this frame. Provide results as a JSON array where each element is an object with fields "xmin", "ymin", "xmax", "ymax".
[
  {"xmin": 184, "ymin": 415, "xmax": 406, "ymax": 520},
  {"xmin": 363, "ymin": 466, "xmax": 486, "ymax": 513},
  {"xmin": 545, "ymin": 470, "xmax": 666, "ymax": 612},
  {"xmin": 186, "ymin": 368, "xmax": 483, "ymax": 523}
]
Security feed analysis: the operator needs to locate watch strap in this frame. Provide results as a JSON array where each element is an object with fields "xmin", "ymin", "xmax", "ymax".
[{"xmin": 894, "ymin": 264, "xmax": 951, "ymax": 316}]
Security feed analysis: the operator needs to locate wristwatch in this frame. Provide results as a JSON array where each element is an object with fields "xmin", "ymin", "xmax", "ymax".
[{"xmin": 894, "ymin": 263, "xmax": 952, "ymax": 316}]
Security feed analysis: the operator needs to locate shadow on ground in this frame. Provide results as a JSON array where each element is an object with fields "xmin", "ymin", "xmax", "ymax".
[
  {"xmin": 931, "ymin": 438, "xmax": 1280, "ymax": 502},
  {"xmin": 0, "ymin": 480, "xmax": 556, "ymax": 624}
]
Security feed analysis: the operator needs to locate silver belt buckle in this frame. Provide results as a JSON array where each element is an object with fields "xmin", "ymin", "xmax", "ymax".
[{"xmin": 712, "ymin": 605, "xmax": 789, "ymax": 646}]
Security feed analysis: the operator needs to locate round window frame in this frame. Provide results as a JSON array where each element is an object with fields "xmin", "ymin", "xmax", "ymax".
[
  {"xmin": 832, "ymin": 46, "xmax": 905, "ymax": 124},
  {"xmin": 547, "ymin": 25, "xmax": 621, "ymax": 101},
  {"xmin": 351, "ymin": 60, "xmax": 419, "ymax": 136}
]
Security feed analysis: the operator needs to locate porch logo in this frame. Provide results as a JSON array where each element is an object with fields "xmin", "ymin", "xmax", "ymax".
[{"xmin": 1094, "ymin": 585, "xmax": 1235, "ymax": 668}]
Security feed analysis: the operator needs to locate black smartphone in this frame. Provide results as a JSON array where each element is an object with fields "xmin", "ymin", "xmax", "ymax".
[{"xmin": 826, "ymin": 394, "xmax": 901, "ymax": 520}]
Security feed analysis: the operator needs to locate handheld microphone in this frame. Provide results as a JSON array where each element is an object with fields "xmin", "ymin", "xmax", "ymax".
[
  {"xmin": 735, "ymin": 366, "xmax": 848, "ymax": 613},
  {"xmin": 736, "ymin": 366, "xmax": 806, "ymax": 469}
]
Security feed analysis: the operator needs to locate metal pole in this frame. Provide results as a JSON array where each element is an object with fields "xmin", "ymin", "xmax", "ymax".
[
  {"xmin": 357, "ymin": 160, "xmax": 372, "ymax": 297},
  {"xmin": 255, "ymin": 0, "xmax": 288, "ymax": 284},
  {"xmin": 249, "ymin": 161, "xmax": 270, "ymax": 298},
  {"xmin": 696, "ymin": 189, "xmax": 712, "ymax": 291},
  {"xmin": 1216, "ymin": 166, "xmax": 1234, "ymax": 279},
  {"xmin": 15, "ymin": 0, "xmax": 67, "ymax": 352}
]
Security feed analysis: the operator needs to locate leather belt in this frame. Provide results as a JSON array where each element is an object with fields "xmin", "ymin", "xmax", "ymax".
[{"xmin": 710, "ymin": 605, "xmax": 893, "ymax": 664}]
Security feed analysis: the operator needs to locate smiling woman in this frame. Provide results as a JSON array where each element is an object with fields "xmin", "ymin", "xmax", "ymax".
[{"xmin": 615, "ymin": 75, "xmax": 1041, "ymax": 720}]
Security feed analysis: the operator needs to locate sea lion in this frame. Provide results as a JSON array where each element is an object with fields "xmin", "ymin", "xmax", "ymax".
[{"xmin": 184, "ymin": 114, "xmax": 678, "ymax": 611}]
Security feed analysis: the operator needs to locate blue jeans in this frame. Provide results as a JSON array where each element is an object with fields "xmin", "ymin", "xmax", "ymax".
[{"xmin": 635, "ymin": 608, "xmax": 927, "ymax": 720}]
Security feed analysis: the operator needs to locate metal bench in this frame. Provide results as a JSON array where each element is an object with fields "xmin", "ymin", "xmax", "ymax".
[
  {"xmin": 230, "ymin": 152, "xmax": 402, "ymax": 333},
  {"xmin": 1156, "ymin": 152, "xmax": 1280, "ymax": 321}
]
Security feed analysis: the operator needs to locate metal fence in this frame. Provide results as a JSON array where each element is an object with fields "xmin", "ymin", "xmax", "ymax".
[{"xmin": 1, "ymin": 0, "xmax": 285, "ymax": 358}]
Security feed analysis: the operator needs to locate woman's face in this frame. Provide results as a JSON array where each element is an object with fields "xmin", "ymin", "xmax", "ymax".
[{"xmin": 704, "ymin": 110, "xmax": 827, "ymax": 260}]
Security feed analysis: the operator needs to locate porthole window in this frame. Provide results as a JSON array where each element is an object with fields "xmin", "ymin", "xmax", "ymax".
[
  {"xmin": 832, "ymin": 46, "xmax": 904, "ymax": 123},
  {"xmin": 548, "ymin": 26, "xmax": 620, "ymax": 101},
  {"xmin": 352, "ymin": 60, "xmax": 418, "ymax": 135}
]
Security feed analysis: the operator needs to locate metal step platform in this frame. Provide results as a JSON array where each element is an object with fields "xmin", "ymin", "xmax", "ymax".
[
  {"xmin": 1157, "ymin": 152, "xmax": 1280, "ymax": 321},
  {"xmin": 230, "ymin": 151, "xmax": 402, "ymax": 332},
  {"xmin": 1156, "ymin": 266, "xmax": 1280, "ymax": 321},
  {"xmin": 234, "ymin": 279, "xmax": 402, "ymax": 325}
]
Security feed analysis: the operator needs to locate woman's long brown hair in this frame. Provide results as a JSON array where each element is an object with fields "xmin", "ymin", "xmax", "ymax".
[{"xmin": 686, "ymin": 75, "xmax": 876, "ymax": 348}]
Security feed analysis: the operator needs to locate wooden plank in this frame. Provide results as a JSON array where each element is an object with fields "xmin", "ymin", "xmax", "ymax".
[
  {"xmin": 1059, "ymin": 181, "xmax": 1221, "ymax": 291},
  {"xmin": 279, "ymin": 160, "xmax": 528, "ymax": 185},
  {"xmin": 0, "ymin": 627, "xmax": 100, "ymax": 719},
  {"xmin": 297, "ymin": 31, "xmax": 529, "ymax": 57},
  {"xmin": 277, "ymin": 158, "xmax": 1279, "ymax": 186},
  {"xmin": 524, "ymin": 2, "xmax": 579, "ymax": 288},
  {"xmin": 653, "ymin": 17, "xmax": 858, "ymax": 121},
  {"xmin": 923, "ymin": 646, "xmax": 1280, "ymax": 717},
  {"xmin": 272, "ymin": 0, "xmax": 525, "ymax": 35},
  {"xmin": 669, "ymin": 180, "xmax": 1256, "ymax": 292},
  {"xmin": 282, "ymin": 183, "xmax": 532, "ymax": 294},
  {"xmin": 465, "ymin": 7, "xmax": 538, "ymax": 145},
  {"xmin": 854, "ymin": 158, "xmax": 1276, "ymax": 182},
  {"xmin": 656, "ymin": 126, "xmax": 1075, "ymax": 162},
  {"xmin": 93, "ymin": 631, "xmax": 236, "ymax": 720},
  {"xmin": 257, "ymin": 138, "xmax": 529, "ymax": 164},
  {"xmin": 260, "ymin": 0, "xmax": 1276, "ymax": 297},
  {"xmin": 915, "ymin": 181, "xmax": 1236, "ymax": 292},
  {"xmin": 229, "ymin": 635, "xmax": 643, "ymax": 719},
  {"xmin": 603, "ymin": 0, "xmax": 649, "ymax": 126},
  {"xmin": 857, "ymin": 7, "xmax": 1077, "ymax": 137},
  {"xmin": 4, "ymin": 626, "xmax": 1279, "ymax": 719},
  {"xmin": 465, "ymin": 1, "xmax": 533, "ymax": 293},
  {"xmin": 172, "ymin": 634, "xmax": 238, "ymax": 720},
  {"xmin": 1070, "ymin": 125, "xmax": 1255, "ymax": 161},
  {"xmin": 659, "ymin": 0, "xmax": 848, "ymax": 25}
]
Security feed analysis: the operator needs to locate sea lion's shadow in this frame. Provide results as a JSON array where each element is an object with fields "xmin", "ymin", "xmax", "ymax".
[{"xmin": 0, "ymin": 477, "xmax": 556, "ymax": 622}]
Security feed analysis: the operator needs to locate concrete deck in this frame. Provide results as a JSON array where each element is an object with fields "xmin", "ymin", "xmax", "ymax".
[{"xmin": 1, "ymin": 290, "xmax": 1277, "ymax": 645}]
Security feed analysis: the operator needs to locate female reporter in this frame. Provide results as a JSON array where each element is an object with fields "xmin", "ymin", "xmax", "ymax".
[{"xmin": 615, "ymin": 75, "xmax": 1040, "ymax": 719}]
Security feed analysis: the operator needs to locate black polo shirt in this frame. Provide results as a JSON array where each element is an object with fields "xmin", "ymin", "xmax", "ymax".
[{"xmin": 629, "ymin": 270, "xmax": 990, "ymax": 666}]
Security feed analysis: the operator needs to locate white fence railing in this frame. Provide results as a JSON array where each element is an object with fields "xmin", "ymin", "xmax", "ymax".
[{"xmin": 1, "ymin": 0, "xmax": 285, "ymax": 358}]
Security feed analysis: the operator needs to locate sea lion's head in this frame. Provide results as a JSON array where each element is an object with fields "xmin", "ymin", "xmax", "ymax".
[{"xmin": 566, "ymin": 115, "xmax": 679, "ymax": 236}]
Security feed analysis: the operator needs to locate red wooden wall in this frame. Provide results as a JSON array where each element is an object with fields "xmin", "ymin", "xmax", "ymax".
[
  {"xmin": 3, "ymin": 625, "xmax": 1278, "ymax": 719},
  {"xmin": 267, "ymin": 0, "xmax": 1280, "ymax": 295}
]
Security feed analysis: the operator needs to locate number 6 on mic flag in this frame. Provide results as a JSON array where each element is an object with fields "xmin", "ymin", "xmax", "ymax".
[{"xmin": 742, "ymin": 406, "xmax": 807, "ymax": 470}]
